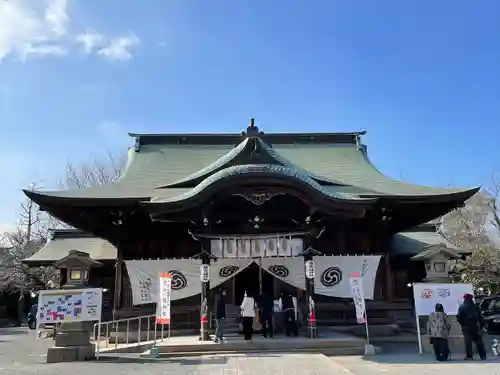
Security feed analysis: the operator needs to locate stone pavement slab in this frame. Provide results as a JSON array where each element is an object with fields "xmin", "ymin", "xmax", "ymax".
[{"xmin": 332, "ymin": 353, "xmax": 500, "ymax": 375}]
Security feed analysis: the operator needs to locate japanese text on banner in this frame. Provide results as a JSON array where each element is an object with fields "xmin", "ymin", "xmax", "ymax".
[
  {"xmin": 157, "ymin": 273, "xmax": 172, "ymax": 325},
  {"xmin": 349, "ymin": 273, "xmax": 366, "ymax": 324}
]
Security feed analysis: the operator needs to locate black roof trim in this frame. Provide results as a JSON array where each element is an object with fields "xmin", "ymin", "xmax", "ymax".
[{"xmin": 129, "ymin": 132, "xmax": 365, "ymax": 146}]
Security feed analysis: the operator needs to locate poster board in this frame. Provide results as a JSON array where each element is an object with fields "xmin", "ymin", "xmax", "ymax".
[
  {"xmin": 36, "ymin": 288, "xmax": 103, "ymax": 325},
  {"xmin": 413, "ymin": 283, "xmax": 474, "ymax": 316}
]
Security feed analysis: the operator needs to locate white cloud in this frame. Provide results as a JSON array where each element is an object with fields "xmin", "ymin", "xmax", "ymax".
[
  {"xmin": 0, "ymin": 0, "xmax": 70, "ymax": 61},
  {"xmin": 97, "ymin": 34, "xmax": 140, "ymax": 62},
  {"xmin": 0, "ymin": 1, "xmax": 139, "ymax": 63},
  {"xmin": 75, "ymin": 29, "xmax": 104, "ymax": 54}
]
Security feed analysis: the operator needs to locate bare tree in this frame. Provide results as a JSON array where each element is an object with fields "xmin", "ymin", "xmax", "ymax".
[
  {"xmin": 62, "ymin": 151, "xmax": 126, "ymax": 189},
  {"xmin": 440, "ymin": 180, "xmax": 500, "ymax": 294},
  {"xmin": 0, "ymin": 151, "xmax": 126, "ymax": 294}
]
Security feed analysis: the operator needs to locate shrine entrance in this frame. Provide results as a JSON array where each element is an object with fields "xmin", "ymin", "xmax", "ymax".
[{"xmin": 232, "ymin": 261, "xmax": 275, "ymax": 305}]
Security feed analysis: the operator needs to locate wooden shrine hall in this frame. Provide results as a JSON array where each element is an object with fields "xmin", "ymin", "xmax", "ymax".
[{"xmin": 23, "ymin": 119, "xmax": 477, "ymax": 337}]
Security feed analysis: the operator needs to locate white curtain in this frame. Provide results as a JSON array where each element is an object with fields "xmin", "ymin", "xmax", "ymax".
[
  {"xmin": 125, "ymin": 259, "xmax": 201, "ymax": 306},
  {"xmin": 210, "ymin": 259, "xmax": 254, "ymax": 289},
  {"xmin": 261, "ymin": 258, "xmax": 305, "ymax": 290},
  {"xmin": 210, "ymin": 237, "xmax": 303, "ymax": 258},
  {"xmin": 313, "ymin": 255, "xmax": 381, "ymax": 300}
]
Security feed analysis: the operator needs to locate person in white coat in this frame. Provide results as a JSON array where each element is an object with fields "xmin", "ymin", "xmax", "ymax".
[{"xmin": 240, "ymin": 290, "xmax": 256, "ymax": 341}]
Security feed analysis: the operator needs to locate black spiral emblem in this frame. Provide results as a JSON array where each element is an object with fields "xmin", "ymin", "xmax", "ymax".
[
  {"xmin": 219, "ymin": 265, "xmax": 239, "ymax": 278},
  {"xmin": 168, "ymin": 270, "xmax": 187, "ymax": 290},
  {"xmin": 320, "ymin": 267, "xmax": 342, "ymax": 287},
  {"xmin": 267, "ymin": 265, "xmax": 289, "ymax": 278}
]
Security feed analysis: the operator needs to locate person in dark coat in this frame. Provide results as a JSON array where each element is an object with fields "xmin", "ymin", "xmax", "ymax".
[
  {"xmin": 279, "ymin": 291, "xmax": 298, "ymax": 337},
  {"xmin": 260, "ymin": 291, "xmax": 274, "ymax": 338},
  {"xmin": 457, "ymin": 293, "xmax": 486, "ymax": 360},
  {"xmin": 214, "ymin": 289, "xmax": 227, "ymax": 343}
]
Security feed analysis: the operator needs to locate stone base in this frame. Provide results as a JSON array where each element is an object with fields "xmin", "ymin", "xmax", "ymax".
[{"xmin": 46, "ymin": 344, "xmax": 95, "ymax": 363}]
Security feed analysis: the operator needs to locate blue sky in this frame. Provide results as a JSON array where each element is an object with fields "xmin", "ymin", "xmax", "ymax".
[{"xmin": 0, "ymin": 0, "xmax": 499, "ymax": 231}]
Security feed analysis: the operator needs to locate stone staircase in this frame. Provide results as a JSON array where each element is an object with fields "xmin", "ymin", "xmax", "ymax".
[{"xmin": 212, "ymin": 304, "xmax": 242, "ymax": 335}]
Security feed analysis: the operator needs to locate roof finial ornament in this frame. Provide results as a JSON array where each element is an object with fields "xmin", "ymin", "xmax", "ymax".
[{"xmin": 243, "ymin": 117, "xmax": 264, "ymax": 138}]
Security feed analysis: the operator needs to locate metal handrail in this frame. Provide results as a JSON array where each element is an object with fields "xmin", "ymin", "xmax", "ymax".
[{"xmin": 93, "ymin": 313, "xmax": 171, "ymax": 359}]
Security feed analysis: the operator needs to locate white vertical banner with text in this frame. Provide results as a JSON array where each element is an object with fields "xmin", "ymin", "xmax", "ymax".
[
  {"xmin": 156, "ymin": 273, "xmax": 172, "ymax": 325},
  {"xmin": 349, "ymin": 273, "xmax": 366, "ymax": 324}
]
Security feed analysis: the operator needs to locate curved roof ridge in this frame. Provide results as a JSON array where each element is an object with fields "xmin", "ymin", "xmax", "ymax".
[
  {"xmin": 151, "ymin": 164, "xmax": 373, "ymax": 204},
  {"xmin": 162, "ymin": 137, "xmax": 346, "ymax": 189},
  {"xmin": 160, "ymin": 138, "xmax": 250, "ymax": 187}
]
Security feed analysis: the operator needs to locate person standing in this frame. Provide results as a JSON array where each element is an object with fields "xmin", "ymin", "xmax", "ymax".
[
  {"xmin": 260, "ymin": 291, "xmax": 274, "ymax": 338},
  {"xmin": 427, "ymin": 303, "xmax": 451, "ymax": 361},
  {"xmin": 279, "ymin": 291, "xmax": 298, "ymax": 337},
  {"xmin": 240, "ymin": 290, "xmax": 256, "ymax": 341},
  {"xmin": 214, "ymin": 289, "xmax": 227, "ymax": 343},
  {"xmin": 457, "ymin": 293, "xmax": 487, "ymax": 360}
]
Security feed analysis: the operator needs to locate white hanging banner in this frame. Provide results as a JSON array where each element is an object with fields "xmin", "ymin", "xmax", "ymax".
[
  {"xmin": 125, "ymin": 259, "xmax": 202, "ymax": 305},
  {"xmin": 156, "ymin": 273, "xmax": 172, "ymax": 325},
  {"xmin": 210, "ymin": 237, "xmax": 303, "ymax": 258},
  {"xmin": 261, "ymin": 258, "xmax": 305, "ymax": 290},
  {"xmin": 349, "ymin": 273, "xmax": 366, "ymax": 324},
  {"xmin": 267, "ymin": 238, "xmax": 280, "ymax": 256},
  {"xmin": 314, "ymin": 255, "xmax": 381, "ymax": 300},
  {"xmin": 210, "ymin": 259, "xmax": 255, "ymax": 289}
]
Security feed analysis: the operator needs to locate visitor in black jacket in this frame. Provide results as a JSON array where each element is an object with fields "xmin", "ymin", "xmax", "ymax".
[
  {"xmin": 279, "ymin": 291, "xmax": 298, "ymax": 337},
  {"xmin": 260, "ymin": 292, "xmax": 274, "ymax": 338},
  {"xmin": 214, "ymin": 290, "xmax": 227, "ymax": 343},
  {"xmin": 457, "ymin": 293, "xmax": 486, "ymax": 360}
]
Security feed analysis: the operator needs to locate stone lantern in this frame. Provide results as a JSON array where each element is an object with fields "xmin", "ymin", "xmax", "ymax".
[
  {"xmin": 411, "ymin": 244, "xmax": 461, "ymax": 283},
  {"xmin": 54, "ymin": 250, "xmax": 102, "ymax": 289},
  {"xmin": 46, "ymin": 250, "xmax": 103, "ymax": 363}
]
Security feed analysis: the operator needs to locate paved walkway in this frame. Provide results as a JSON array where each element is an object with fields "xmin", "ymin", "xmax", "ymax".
[
  {"xmin": 334, "ymin": 353, "xmax": 500, "ymax": 375},
  {"xmin": 2, "ymin": 327, "xmax": 500, "ymax": 375}
]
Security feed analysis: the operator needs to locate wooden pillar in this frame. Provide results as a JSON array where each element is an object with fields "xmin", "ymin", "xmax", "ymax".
[
  {"xmin": 199, "ymin": 240, "xmax": 211, "ymax": 341},
  {"xmin": 113, "ymin": 249, "xmax": 123, "ymax": 313},
  {"xmin": 384, "ymin": 255, "xmax": 394, "ymax": 301},
  {"xmin": 303, "ymin": 235, "xmax": 317, "ymax": 338}
]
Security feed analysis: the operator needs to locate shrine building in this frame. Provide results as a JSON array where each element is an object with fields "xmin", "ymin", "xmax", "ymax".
[{"xmin": 23, "ymin": 119, "xmax": 477, "ymax": 335}]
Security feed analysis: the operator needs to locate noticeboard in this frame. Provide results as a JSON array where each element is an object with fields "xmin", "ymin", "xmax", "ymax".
[{"xmin": 36, "ymin": 288, "xmax": 103, "ymax": 324}]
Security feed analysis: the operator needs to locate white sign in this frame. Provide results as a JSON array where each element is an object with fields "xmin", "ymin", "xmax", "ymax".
[
  {"xmin": 36, "ymin": 288, "xmax": 102, "ymax": 325},
  {"xmin": 413, "ymin": 282, "xmax": 474, "ymax": 316},
  {"xmin": 156, "ymin": 273, "xmax": 172, "ymax": 325},
  {"xmin": 305, "ymin": 260, "xmax": 315, "ymax": 279},
  {"xmin": 349, "ymin": 273, "xmax": 366, "ymax": 324},
  {"xmin": 200, "ymin": 264, "xmax": 210, "ymax": 283}
]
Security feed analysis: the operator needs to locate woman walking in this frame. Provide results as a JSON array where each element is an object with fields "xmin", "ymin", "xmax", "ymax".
[
  {"xmin": 241, "ymin": 290, "xmax": 257, "ymax": 341},
  {"xmin": 427, "ymin": 303, "xmax": 451, "ymax": 361}
]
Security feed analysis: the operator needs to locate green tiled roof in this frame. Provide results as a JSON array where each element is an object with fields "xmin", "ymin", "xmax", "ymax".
[
  {"xmin": 390, "ymin": 228, "xmax": 469, "ymax": 256},
  {"xmin": 23, "ymin": 230, "xmax": 117, "ymax": 264},
  {"xmin": 25, "ymin": 132, "xmax": 477, "ymax": 201}
]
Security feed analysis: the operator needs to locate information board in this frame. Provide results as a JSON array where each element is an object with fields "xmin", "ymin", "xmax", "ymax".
[
  {"xmin": 37, "ymin": 288, "xmax": 103, "ymax": 324},
  {"xmin": 156, "ymin": 273, "xmax": 172, "ymax": 325},
  {"xmin": 413, "ymin": 282, "xmax": 474, "ymax": 316}
]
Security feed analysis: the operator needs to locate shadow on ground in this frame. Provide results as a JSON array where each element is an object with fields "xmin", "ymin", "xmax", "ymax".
[
  {"xmin": 0, "ymin": 327, "xmax": 28, "ymax": 336},
  {"xmin": 95, "ymin": 352, "xmax": 285, "ymax": 365}
]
